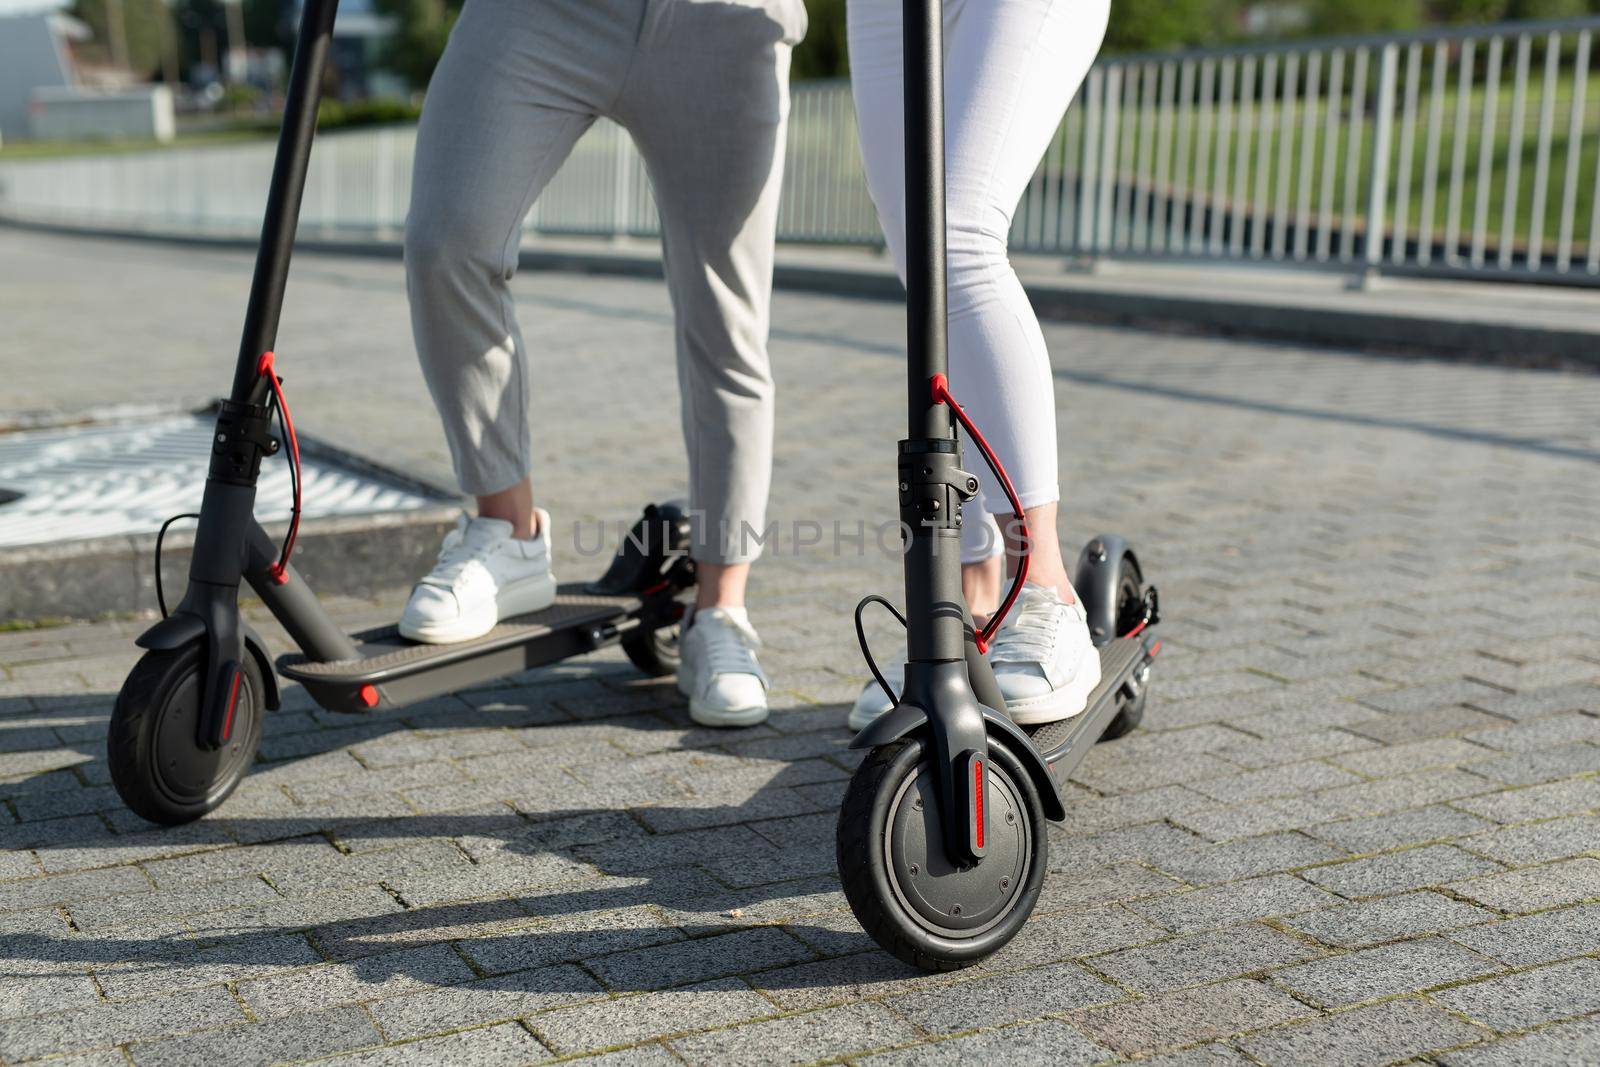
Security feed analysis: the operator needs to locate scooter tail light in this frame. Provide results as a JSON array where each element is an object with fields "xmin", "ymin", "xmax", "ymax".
[{"xmin": 973, "ymin": 759, "xmax": 985, "ymax": 850}]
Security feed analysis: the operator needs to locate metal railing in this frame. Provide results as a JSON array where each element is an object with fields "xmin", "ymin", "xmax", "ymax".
[{"xmin": 3, "ymin": 16, "xmax": 1598, "ymax": 284}]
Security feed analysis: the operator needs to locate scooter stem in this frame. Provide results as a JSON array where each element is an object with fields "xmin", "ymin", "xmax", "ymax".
[
  {"xmin": 896, "ymin": 0, "xmax": 993, "ymax": 865},
  {"xmin": 173, "ymin": 0, "xmax": 341, "ymax": 749}
]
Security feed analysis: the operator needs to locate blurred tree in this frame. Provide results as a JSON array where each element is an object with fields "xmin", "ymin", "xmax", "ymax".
[
  {"xmin": 1104, "ymin": 0, "xmax": 1242, "ymax": 52},
  {"xmin": 1505, "ymin": 0, "xmax": 1588, "ymax": 16},
  {"xmin": 1431, "ymin": 0, "xmax": 1510, "ymax": 21},
  {"xmin": 794, "ymin": 0, "xmax": 847, "ymax": 78},
  {"xmin": 71, "ymin": 0, "xmax": 178, "ymax": 76},
  {"xmin": 1307, "ymin": 0, "xmax": 1426, "ymax": 33},
  {"xmin": 373, "ymin": 0, "xmax": 461, "ymax": 88}
]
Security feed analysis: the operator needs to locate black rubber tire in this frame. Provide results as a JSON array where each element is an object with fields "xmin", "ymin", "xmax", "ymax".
[
  {"xmin": 837, "ymin": 735, "xmax": 1048, "ymax": 971},
  {"xmin": 108, "ymin": 645, "xmax": 263, "ymax": 825},
  {"xmin": 621, "ymin": 623, "xmax": 681, "ymax": 678},
  {"xmin": 1100, "ymin": 554, "xmax": 1151, "ymax": 742}
]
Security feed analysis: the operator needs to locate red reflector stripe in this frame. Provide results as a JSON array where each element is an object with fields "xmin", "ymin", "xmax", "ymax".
[
  {"xmin": 221, "ymin": 667, "xmax": 241, "ymax": 743},
  {"xmin": 973, "ymin": 759, "xmax": 985, "ymax": 849},
  {"xmin": 1150, "ymin": 641, "xmax": 1162, "ymax": 657},
  {"xmin": 358, "ymin": 684, "xmax": 379, "ymax": 708}
]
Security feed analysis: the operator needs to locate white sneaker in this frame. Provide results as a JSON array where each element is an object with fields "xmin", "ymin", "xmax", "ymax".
[
  {"xmin": 989, "ymin": 583, "xmax": 1102, "ymax": 724},
  {"xmin": 848, "ymin": 643, "xmax": 905, "ymax": 732},
  {"xmin": 677, "ymin": 607, "xmax": 769, "ymax": 728},
  {"xmin": 399, "ymin": 510, "xmax": 558, "ymax": 644}
]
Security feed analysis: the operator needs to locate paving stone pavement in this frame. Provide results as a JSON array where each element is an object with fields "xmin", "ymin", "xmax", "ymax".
[{"xmin": 2, "ymin": 228, "xmax": 1600, "ymax": 1065}]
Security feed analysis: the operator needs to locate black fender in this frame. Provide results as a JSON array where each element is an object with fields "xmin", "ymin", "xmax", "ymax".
[
  {"xmin": 589, "ymin": 500, "xmax": 696, "ymax": 596},
  {"xmin": 1074, "ymin": 534, "xmax": 1141, "ymax": 647},
  {"xmin": 849, "ymin": 703, "xmax": 1067, "ymax": 823},
  {"xmin": 134, "ymin": 612, "xmax": 281, "ymax": 711}
]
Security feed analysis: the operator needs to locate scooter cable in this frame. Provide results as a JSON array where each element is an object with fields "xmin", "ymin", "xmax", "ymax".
[
  {"xmin": 854, "ymin": 594, "xmax": 908, "ymax": 707},
  {"xmin": 257, "ymin": 351, "xmax": 303, "ymax": 584},
  {"xmin": 929, "ymin": 374, "xmax": 1030, "ymax": 654},
  {"xmin": 152, "ymin": 512, "xmax": 202, "ymax": 618}
]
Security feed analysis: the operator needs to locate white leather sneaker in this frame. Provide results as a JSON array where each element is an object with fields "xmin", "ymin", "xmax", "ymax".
[
  {"xmin": 677, "ymin": 607, "xmax": 769, "ymax": 727},
  {"xmin": 399, "ymin": 510, "xmax": 558, "ymax": 644},
  {"xmin": 989, "ymin": 583, "xmax": 1102, "ymax": 724},
  {"xmin": 848, "ymin": 643, "xmax": 905, "ymax": 732}
]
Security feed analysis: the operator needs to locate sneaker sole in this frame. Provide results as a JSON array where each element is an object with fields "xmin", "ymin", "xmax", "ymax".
[
  {"xmin": 1000, "ymin": 655, "xmax": 1105, "ymax": 725},
  {"xmin": 688, "ymin": 699, "xmax": 769, "ymax": 728},
  {"xmin": 398, "ymin": 575, "xmax": 558, "ymax": 645}
]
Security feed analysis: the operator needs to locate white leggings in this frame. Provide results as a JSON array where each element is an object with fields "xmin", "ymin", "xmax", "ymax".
[{"xmin": 848, "ymin": 0, "xmax": 1109, "ymax": 563}]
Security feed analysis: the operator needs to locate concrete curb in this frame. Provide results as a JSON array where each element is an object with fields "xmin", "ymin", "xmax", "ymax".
[
  {"xmin": 0, "ymin": 508, "xmax": 459, "ymax": 624},
  {"xmin": 0, "ymin": 407, "xmax": 463, "ymax": 623},
  {"xmin": 7, "ymin": 216, "xmax": 1596, "ymax": 369}
]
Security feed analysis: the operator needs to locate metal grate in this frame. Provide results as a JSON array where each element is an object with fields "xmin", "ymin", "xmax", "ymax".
[{"xmin": 0, "ymin": 415, "xmax": 446, "ymax": 549}]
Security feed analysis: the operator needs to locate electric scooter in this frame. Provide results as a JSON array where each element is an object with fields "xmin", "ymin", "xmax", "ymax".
[
  {"xmin": 834, "ymin": 0, "xmax": 1161, "ymax": 970},
  {"xmin": 106, "ymin": 0, "xmax": 694, "ymax": 825}
]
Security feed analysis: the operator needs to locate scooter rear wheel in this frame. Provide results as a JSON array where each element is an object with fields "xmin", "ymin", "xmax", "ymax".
[
  {"xmin": 837, "ymin": 735, "xmax": 1047, "ymax": 971},
  {"xmin": 1101, "ymin": 557, "xmax": 1151, "ymax": 741},
  {"xmin": 621, "ymin": 623, "xmax": 681, "ymax": 678},
  {"xmin": 108, "ymin": 645, "xmax": 263, "ymax": 825}
]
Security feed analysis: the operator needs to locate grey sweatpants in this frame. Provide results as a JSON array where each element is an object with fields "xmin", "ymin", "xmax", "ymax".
[{"xmin": 405, "ymin": 0, "xmax": 805, "ymax": 565}]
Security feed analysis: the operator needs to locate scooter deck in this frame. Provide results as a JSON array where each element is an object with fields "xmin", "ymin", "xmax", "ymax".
[
  {"xmin": 276, "ymin": 584, "xmax": 646, "ymax": 713},
  {"xmin": 1021, "ymin": 633, "xmax": 1158, "ymax": 789}
]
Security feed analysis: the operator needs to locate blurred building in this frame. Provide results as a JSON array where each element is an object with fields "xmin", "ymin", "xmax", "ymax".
[
  {"xmin": 0, "ymin": 10, "xmax": 174, "ymax": 143},
  {"xmin": 0, "ymin": 12, "xmax": 83, "ymax": 142}
]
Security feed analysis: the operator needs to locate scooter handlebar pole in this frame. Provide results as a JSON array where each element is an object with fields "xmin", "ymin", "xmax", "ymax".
[
  {"xmin": 229, "ymin": 0, "xmax": 341, "ymax": 406},
  {"xmin": 903, "ymin": 0, "xmax": 949, "ymax": 443}
]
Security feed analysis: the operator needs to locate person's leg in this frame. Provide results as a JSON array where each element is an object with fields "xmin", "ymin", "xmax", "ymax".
[
  {"xmin": 941, "ymin": 0, "xmax": 1108, "ymax": 602},
  {"xmin": 849, "ymin": 0, "xmax": 1109, "ymax": 722},
  {"xmin": 616, "ymin": 0, "xmax": 804, "ymax": 724},
  {"xmin": 400, "ymin": 0, "xmax": 631, "ymax": 642}
]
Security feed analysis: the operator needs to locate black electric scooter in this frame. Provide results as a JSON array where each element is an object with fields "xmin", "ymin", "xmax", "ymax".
[
  {"xmin": 834, "ymin": 0, "xmax": 1161, "ymax": 970},
  {"xmin": 106, "ymin": 0, "xmax": 694, "ymax": 825}
]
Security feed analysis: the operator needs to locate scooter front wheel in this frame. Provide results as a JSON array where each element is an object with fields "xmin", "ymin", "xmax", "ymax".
[
  {"xmin": 108, "ymin": 645, "xmax": 263, "ymax": 825},
  {"xmin": 837, "ymin": 735, "xmax": 1047, "ymax": 971}
]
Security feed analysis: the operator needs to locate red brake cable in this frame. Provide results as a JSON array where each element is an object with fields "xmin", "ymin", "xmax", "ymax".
[
  {"xmin": 930, "ymin": 373, "xmax": 1029, "ymax": 653},
  {"xmin": 257, "ymin": 351, "xmax": 302, "ymax": 585}
]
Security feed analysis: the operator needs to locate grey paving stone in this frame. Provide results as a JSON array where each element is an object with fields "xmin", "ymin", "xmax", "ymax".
[
  {"xmin": 668, "ymin": 1002, "xmax": 921, "ymax": 1066},
  {"xmin": 559, "ymin": 1045, "xmax": 681, "ymax": 1067},
  {"xmin": 313, "ymin": 1021, "xmax": 552, "ymax": 1066},
  {"xmin": 95, "ymin": 932, "xmax": 324, "ymax": 1001},
  {"xmin": 746, "ymin": 950, "xmax": 958, "ymax": 1012},
  {"xmin": 1269, "ymin": 935, "xmax": 1502, "ymax": 1007},
  {"xmin": 1461, "ymin": 814, "xmax": 1600, "ymax": 865},
  {"xmin": 1235, "ymin": 997, "xmax": 1487, "ymax": 1067},
  {"xmin": 883, "ymin": 961, "xmax": 1125, "ymax": 1035},
  {"xmin": 1033, "ymin": 861, "xmax": 1186, "ymax": 911},
  {"xmin": 1281, "ymin": 890, "xmax": 1496, "ymax": 948},
  {"xmin": 126, "ymin": 1006, "xmax": 383, "ymax": 1067},
  {"xmin": 1090, "ymin": 922, "xmax": 1323, "ymax": 993},
  {"xmin": 1437, "ymin": 1015, "xmax": 1600, "ymax": 1066},
  {"xmin": 1471, "ymin": 743, "xmax": 1600, "ymax": 786},
  {"xmin": 974, "ymin": 904, "xmax": 1167, "ymax": 968},
  {"xmin": 1450, "ymin": 777, "xmax": 1600, "ymax": 825},
  {"xmin": 1307, "ymin": 805, "xmax": 1498, "ymax": 854},
  {"xmin": 1128, "ymin": 874, "xmax": 1340, "ymax": 933},
  {"xmin": 1188, "ymin": 762, "xmax": 1365, "ymax": 805},
  {"xmin": 0, "ymin": 866, "xmax": 152, "ymax": 913},
  {"xmin": 368, "ymin": 964, "xmax": 603, "ymax": 1041},
  {"xmin": 1066, "ymin": 978, "xmax": 1314, "ymax": 1057},
  {"xmin": 66, "ymin": 875, "xmax": 283, "ymax": 932},
  {"xmin": 1447, "ymin": 857, "xmax": 1600, "ymax": 913},
  {"xmin": 459, "ymin": 905, "xmax": 685, "ymax": 976},
  {"xmin": 0, "ymin": 985, "xmax": 245, "ymax": 1062},
  {"xmin": 1447, "ymin": 902, "xmax": 1600, "ymax": 966},
  {"xmin": 528, "ymin": 977, "xmax": 775, "ymax": 1054},
  {"xmin": 0, "ymin": 973, "xmax": 104, "ymax": 1022},
  {"xmin": 857, "ymin": 1019, "xmax": 1115, "ymax": 1066},
  {"xmin": 581, "ymin": 926, "xmax": 812, "ymax": 992},
  {"xmin": 237, "ymin": 942, "xmax": 477, "ymax": 1018},
  {"xmin": 1152, "ymin": 832, "xmax": 1346, "ymax": 885},
  {"xmin": 1433, "ymin": 957, "xmax": 1600, "ymax": 1032},
  {"xmin": 1301, "ymin": 844, "xmax": 1503, "ymax": 898},
  {"xmin": 1129, "ymin": 1043, "xmax": 1257, "ymax": 1067}
]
